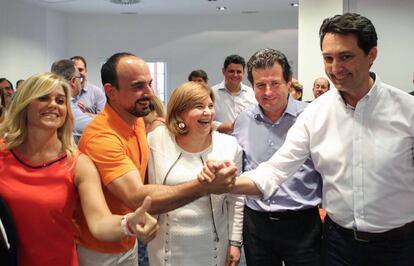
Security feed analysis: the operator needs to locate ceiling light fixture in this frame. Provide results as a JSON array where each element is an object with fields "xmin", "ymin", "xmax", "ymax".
[
  {"xmin": 40, "ymin": 0, "xmax": 74, "ymax": 3},
  {"xmin": 241, "ymin": 10, "xmax": 259, "ymax": 14},
  {"xmin": 110, "ymin": 0, "xmax": 141, "ymax": 5},
  {"xmin": 290, "ymin": 3, "xmax": 299, "ymax": 7},
  {"xmin": 216, "ymin": 6, "xmax": 227, "ymax": 11}
]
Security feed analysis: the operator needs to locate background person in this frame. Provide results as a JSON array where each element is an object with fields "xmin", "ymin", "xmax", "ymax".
[
  {"xmin": 312, "ymin": 77, "xmax": 330, "ymax": 99},
  {"xmin": 188, "ymin": 69, "xmax": 209, "ymax": 85},
  {"xmin": 289, "ymin": 78, "xmax": 303, "ymax": 101},
  {"xmin": 0, "ymin": 78, "xmax": 14, "ymax": 110},
  {"xmin": 144, "ymin": 95, "xmax": 165, "ymax": 133},
  {"xmin": 211, "ymin": 54, "xmax": 256, "ymax": 134},
  {"xmin": 71, "ymin": 55, "xmax": 106, "ymax": 115}
]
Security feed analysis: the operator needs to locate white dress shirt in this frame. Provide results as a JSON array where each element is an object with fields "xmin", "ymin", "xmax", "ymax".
[
  {"xmin": 211, "ymin": 81, "xmax": 256, "ymax": 123},
  {"xmin": 244, "ymin": 73, "xmax": 414, "ymax": 233}
]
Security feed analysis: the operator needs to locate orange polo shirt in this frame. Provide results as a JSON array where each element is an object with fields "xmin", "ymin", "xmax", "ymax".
[{"xmin": 73, "ymin": 104, "xmax": 149, "ymax": 253}]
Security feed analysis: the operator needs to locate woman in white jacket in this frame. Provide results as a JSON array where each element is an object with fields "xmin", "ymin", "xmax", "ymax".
[{"xmin": 147, "ymin": 82, "xmax": 244, "ymax": 266}]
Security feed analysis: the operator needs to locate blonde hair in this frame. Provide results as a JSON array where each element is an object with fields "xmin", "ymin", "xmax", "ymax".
[
  {"xmin": 150, "ymin": 95, "xmax": 165, "ymax": 118},
  {"xmin": 290, "ymin": 79, "xmax": 303, "ymax": 91},
  {"xmin": 0, "ymin": 72, "xmax": 76, "ymax": 156},
  {"xmin": 166, "ymin": 82, "xmax": 214, "ymax": 136}
]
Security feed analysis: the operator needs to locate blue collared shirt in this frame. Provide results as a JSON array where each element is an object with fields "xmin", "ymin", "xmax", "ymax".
[
  {"xmin": 71, "ymin": 97, "xmax": 93, "ymax": 144},
  {"xmin": 233, "ymin": 96, "xmax": 322, "ymax": 212},
  {"xmin": 73, "ymin": 83, "xmax": 106, "ymax": 114}
]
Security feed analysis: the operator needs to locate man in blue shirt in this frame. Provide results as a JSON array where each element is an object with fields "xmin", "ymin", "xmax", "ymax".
[
  {"xmin": 71, "ymin": 55, "xmax": 106, "ymax": 115},
  {"xmin": 232, "ymin": 48, "xmax": 322, "ymax": 265},
  {"xmin": 51, "ymin": 59, "xmax": 93, "ymax": 143}
]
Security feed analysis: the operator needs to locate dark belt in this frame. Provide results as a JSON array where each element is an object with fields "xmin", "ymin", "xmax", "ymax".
[
  {"xmin": 325, "ymin": 215, "xmax": 414, "ymax": 242},
  {"xmin": 245, "ymin": 205, "xmax": 318, "ymax": 220}
]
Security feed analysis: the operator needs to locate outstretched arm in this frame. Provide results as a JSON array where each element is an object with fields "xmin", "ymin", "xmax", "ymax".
[{"xmin": 75, "ymin": 154, "xmax": 159, "ymax": 242}]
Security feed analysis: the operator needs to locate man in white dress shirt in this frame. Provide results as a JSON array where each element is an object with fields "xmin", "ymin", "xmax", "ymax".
[
  {"xmin": 211, "ymin": 54, "xmax": 256, "ymax": 134},
  {"xmin": 204, "ymin": 13, "xmax": 414, "ymax": 265}
]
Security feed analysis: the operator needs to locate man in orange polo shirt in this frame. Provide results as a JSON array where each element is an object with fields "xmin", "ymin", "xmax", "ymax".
[{"xmin": 73, "ymin": 52, "xmax": 236, "ymax": 266}]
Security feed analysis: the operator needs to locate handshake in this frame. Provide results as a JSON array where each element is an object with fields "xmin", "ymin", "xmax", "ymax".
[{"xmin": 197, "ymin": 160, "xmax": 238, "ymax": 194}]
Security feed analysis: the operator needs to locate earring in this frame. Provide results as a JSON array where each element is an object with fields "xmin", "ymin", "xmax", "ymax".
[{"xmin": 178, "ymin": 122, "xmax": 186, "ymax": 129}]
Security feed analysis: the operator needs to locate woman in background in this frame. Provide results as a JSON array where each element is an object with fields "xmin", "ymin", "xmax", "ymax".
[
  {"xmin": 147, "ymin": 82, "xmax": 244, "ymax": 266},
  {"xmin": 289, "ymin": 78, "xmax": 304, "ymax": 101},
  {"xmin": 0, "ymin": 88, "xmax": 5, "ymax": 123},
  {"xmin": 0, "ymin": 72, "xmax": 158, "ymax": 266},
  {"xmin": 144, "ymin": 95, "xmax": 165, "ymax": 133}
]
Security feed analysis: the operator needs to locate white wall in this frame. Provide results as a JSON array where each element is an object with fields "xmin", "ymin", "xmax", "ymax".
[
  {"xmin": 298, "ymin": 0, "xmax": 345, "ymax": 101},
  {"xmin": 350, "ymin": 0, "xmax": 414, "ymax": 92},
  {"xmin": 65, "ymin": 13, "xmax": 298, "ymax": 98},
  {"xmin": 0, "ymin": 1, "xmax": 66, "ymax": 85}
]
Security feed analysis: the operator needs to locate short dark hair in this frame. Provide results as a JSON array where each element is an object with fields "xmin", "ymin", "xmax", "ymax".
[
  {"xmin": 51, "ymin": 59, "xmax": 77, "ymax": 81},
  {"xmin": 100, "ymin": 52, "xmax": 135, "ymax": 88},
  {"xmin": 188, "ymin": 69, "xmax": 208, "ymax": 82},
  {"xmin": 70, "ymin": 55, "xmax": 87, "ymax": 69},
  {"xmin": 223, "ymin": 54, "xmax": 246, "ymax": 69},
  {"xmin": 247, "ymin": 48, "xmax": 292, "ymax": 85},
  {"xmin": 319, "ymin": 13, "xmax": 377, "ymax": 55},
  {"xmin": 0, "ymin": 78, "xmax": 13, "ymax": 90}
]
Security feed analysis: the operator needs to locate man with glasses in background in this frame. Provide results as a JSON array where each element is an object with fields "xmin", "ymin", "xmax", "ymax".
[
  {"xmin": 51, "ymin": 59, "xmax": 93, "ymax": 143},
  {"xmin": 71, "ymin": 55, "xmax": 106, "ymax": 116}
]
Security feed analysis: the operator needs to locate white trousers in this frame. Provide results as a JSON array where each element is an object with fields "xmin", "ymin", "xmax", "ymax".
[{"xmin": 77, "ymin": 241, "xmax": 138, "ymax": 266}]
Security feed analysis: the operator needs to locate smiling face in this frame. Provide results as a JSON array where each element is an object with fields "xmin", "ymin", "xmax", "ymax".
[
  {"xmin": 252, "ymin": 63, "xmax": 290, "ymax": 121},
  {"xmin": 322, "ymin": 33, "xmax": 377, "ymax": 99},
  {"xmin": 222, "ymin": 63, "xmax": 244, "ymax": 91},
  {"xmin": 72, "ymin": 59, "xmax": 87, "ymax": 88},
  {"xmin": 26, "ymin": 85, "xmax": 67, "ymax": 130},
  {"xmin": 179, "ymin": 95, "xmax": 215, "ymax": 138},
  {"xmin": 0, "ymin": 80, "xmax": 14, "ymax": 107},
  {"xmin": 106, "ymin": 56, "xmax": 154, "ymax": 122},
  {"xmin": 313, "ymin": 78, "xmax": 330, "ymax": 98}
]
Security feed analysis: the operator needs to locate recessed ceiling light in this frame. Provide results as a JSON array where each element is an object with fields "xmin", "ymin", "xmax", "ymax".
[
  {"xmin": 241, "ymin": 10, "xmax": 259, "ymax": 14},
  {"xmin": 40, "ymin": 0, "xmax": 74, "ymax": 3},
  {"xmin": 290, "ymin": 2, "xmax": 299, "ymax": 7},
  {"xmin": 216, "ymin": 6, "xmax": 227, "ymax": 11},
  {"xmin": 110, "ymin": 0, "xmax": 141, "ymax": 5}
]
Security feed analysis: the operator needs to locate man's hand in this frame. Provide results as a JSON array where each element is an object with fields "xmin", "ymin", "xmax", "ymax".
[
  {"xmin": 198, "ymin": 160, "xmax": 237, "ymax": 194},
  {"xmin": 128, "ymin": 196, "xmax": 159, "ymax": 243},
  {"xmin": 77, "ymin": 101, "xmax": 88, "ymax": 113},
  {"xmin": 216, "ymin": 122, "xmax": 234, "ymax": 134}
]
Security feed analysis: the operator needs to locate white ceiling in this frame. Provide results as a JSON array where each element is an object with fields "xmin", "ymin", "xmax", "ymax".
[{"xmin": 16, "ymin": 0, "xmax": 298, "ymax": 15}]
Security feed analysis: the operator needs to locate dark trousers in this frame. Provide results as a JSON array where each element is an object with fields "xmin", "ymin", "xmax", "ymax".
[
  {"xmin": 322, "ymin": 216, "xmax": 414, "ymax": 266},
  {"xmin": 243, "ymin": 206, "xmax": 322, "ymax": 266}
]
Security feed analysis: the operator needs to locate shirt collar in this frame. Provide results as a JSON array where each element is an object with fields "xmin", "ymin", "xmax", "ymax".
[
  {"xmin": 253, "ymin": 95, "xmax": 299, "ymax": 123},
  {"xmin": 333, "ymin": 72, "xmax": 380, "ymax": 108},
  {"xmin": 217, "ymin": 80, "xmax": 249, "ymax": 93},
  {"xmin": 103, "ymin": 104, "xmax": 142, "ymax": 137}
]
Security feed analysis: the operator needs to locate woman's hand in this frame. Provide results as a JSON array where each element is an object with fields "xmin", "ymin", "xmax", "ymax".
[
  {"xmin": 127, "ymin": 196, "xmax": 160, "ymax": 243},
  {"xmin": 226, "ymin": 245, "xmax": 241, "ymax": 266}
]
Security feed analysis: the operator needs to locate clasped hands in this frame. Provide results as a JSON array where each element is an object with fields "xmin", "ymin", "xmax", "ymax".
[{"xmin": 198, "ymin": 160, "xmax": 238, "ymax": 194}]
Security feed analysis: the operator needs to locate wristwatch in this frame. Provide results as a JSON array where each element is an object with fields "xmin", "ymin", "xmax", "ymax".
[{"xmin": 229, "ymin": 240, "xmax": 243, "ymax": 247}]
